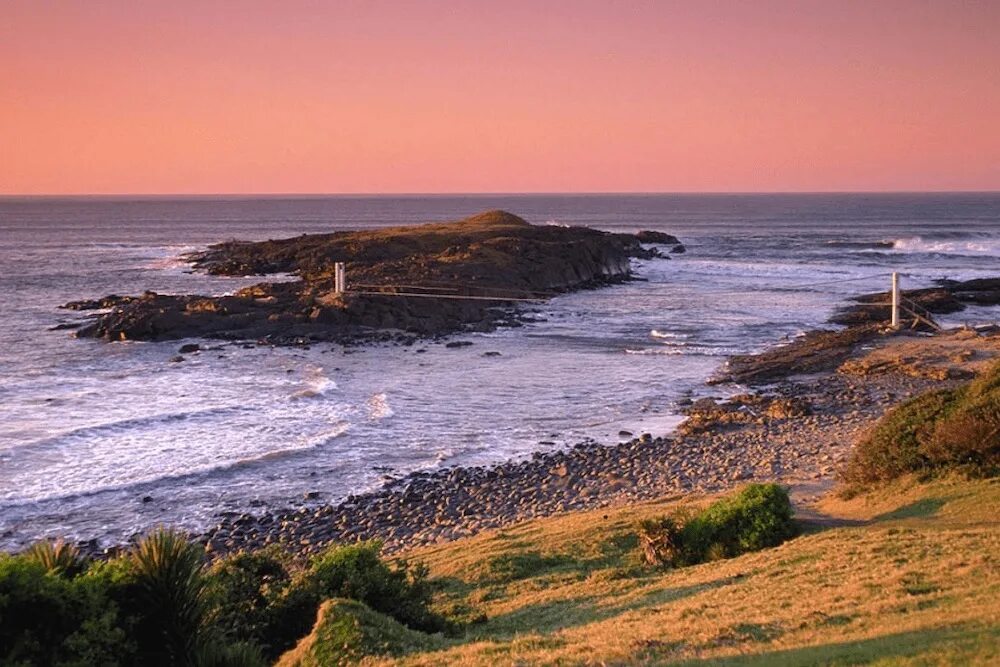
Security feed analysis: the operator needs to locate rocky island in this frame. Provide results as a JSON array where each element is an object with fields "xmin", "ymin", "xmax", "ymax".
[{"xmin": 62, "ymin": 210, "xmax": 681, "ymax": 344}]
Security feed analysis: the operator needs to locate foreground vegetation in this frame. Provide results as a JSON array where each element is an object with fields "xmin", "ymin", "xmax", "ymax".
[
  {"xmin": 280, "ymin": 362, "xmax": 1000, "ymax": 665},
  {"xmin": 0, "ymin": 534, "xmax": 444, "ymax": 666},
  {"xmin": 4, "ymin": 360, "xmax": 999, "ymax": 665},
  {"xmin": 277, "ymin": 476, "xmax": 999, "ymax": 665}
]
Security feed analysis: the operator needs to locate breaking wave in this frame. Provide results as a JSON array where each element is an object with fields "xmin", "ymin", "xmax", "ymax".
[{"xmin": 890, "ymin": 236, "xmax": 1000, "ymax": 256}]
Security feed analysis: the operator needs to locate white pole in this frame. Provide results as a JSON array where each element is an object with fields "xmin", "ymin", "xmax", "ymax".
[
  {"xmin": 891, "ymin": 271, "xmax": 900, "ymax": 329},
  {"xmin": 334, "ymin": 262, "xmax": 344, "ymax": 295}
]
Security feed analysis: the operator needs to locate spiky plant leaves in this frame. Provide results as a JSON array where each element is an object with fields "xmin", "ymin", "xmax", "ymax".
[
  {"xmin": 130, "ymin": 527, "xmax": 209, "ymax": 666},
  {"xmin": 24, "ymin": 539, "xmax": 85, "ymax": 577}
]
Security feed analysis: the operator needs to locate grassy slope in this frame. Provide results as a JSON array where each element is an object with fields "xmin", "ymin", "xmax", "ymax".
[{"xmin": 290, "ymin": 477, "xmax": 1000, "ymax": 666}]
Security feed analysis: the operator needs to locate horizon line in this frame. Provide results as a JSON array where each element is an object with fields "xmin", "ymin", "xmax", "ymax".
[{"xmin": 2, "ymin": 189, "xmax": 1000, "ymax": 199}]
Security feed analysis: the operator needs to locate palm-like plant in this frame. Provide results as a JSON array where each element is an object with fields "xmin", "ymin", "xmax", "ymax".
[
  {"xmin": 24, "ymin": 539, "xmax": 84, "ymax": 577},
  {"xmin": 130, "ymin": 527, "xmax": 208, "ymax": 666}
]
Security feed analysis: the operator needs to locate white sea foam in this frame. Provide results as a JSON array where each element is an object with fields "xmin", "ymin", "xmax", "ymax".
[
  {"xmin": 365, "ymin": 393, "xmax": 395, "ymax": 420},
  {"xmin": 291, "ymin": 371, "xmax": 338, "ymax": 399},
  {"xmin": 625, "ymin": 346, "xmax": 738, "ymax": 357},
  {"xmin": 650, "ymin": 329, "xmax": 689, "ymax": 340},
  {"xmin": 891, "ymin": 236, "xmax": 1000, "ymax": 256}
]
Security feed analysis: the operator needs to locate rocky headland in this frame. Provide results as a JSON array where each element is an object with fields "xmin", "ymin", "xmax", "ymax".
[{"xmin": 62, "ymin": 210, "xmax": 681, "ymax": 344}]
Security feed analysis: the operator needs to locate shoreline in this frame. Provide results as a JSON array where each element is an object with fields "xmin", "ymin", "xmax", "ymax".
[
  {"xmin": 50, "ymin": 324, "xmax": 1000, "ymax": 561},
  {"xmin": 193, "ymin": 355, "xmax": 952, "ymax": 558},
  {"xmin": 25, "ymin": 278, "xmax": 1000, "ymax": 560}
]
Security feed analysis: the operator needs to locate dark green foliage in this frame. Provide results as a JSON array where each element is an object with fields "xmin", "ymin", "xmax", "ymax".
[
  {"xmin": 303, "ymin": 542, "xmax": 447, "ymax": 635},
  {"xmin": 638, "ymin": 484, "xmax": 798, "ymax": 568},
  {"xmin": 129, "ymin": 528, "xmax": 211, "ymax": 666},
  {"xmin": 0, "ymin": 553, "xmax": 134, "ymax": 666},
  {"xmin": 844, "ymin": 360, "xmax": 1000, "ymax": 487},
  {"xmin": 680, "ymin": 483, "xmax": 798, "ymax": 563},
  {"xmin": 206, "ymin": 547, "xmax": 310, "ymax": 660},
  {"xmin": 843, "ymin": 389, "xmax": 957, "ymax": 484},
  {"xmin": 23, "ymin": 540, "xmax": 85, "ymax": 578},
  {"xmin": 206, "ymin": 548, "xmax": 293, "ymax": 649},
  {"xmin": 204, "ymin": 541, "xmax": 448, "ymax": 662},
  {"xmin": 0, "ymin": 529, "xmax": 267, "ymax": 667}
]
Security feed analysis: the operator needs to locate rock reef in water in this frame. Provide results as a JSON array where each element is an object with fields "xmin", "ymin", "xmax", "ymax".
[
  {"xmin": 714, "ymin": 277, "xmax": 1000, "ymax": 385},
  {"xmin": 64, "ymin": 210, "xmax": 676, "ymax": 344}
]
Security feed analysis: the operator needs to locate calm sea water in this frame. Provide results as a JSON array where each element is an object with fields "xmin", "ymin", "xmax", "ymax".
[{"xmin": 1, "ymin": 193, "xmax": 998, "ymax": 549}]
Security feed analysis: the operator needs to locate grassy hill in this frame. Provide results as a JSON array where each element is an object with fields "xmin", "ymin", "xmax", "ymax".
[{"xmin": 281, "ymin": 476, "xmax": 1000, "ymax": 665}]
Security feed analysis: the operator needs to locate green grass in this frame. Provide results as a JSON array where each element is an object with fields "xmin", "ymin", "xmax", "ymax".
[
  {"xmin": 276, "ymin": 599, "xmax": 444, "ymax": 666},
  {"xmin": 278, "ymin": 477, "xmax": 1000, "ymax": 665}
]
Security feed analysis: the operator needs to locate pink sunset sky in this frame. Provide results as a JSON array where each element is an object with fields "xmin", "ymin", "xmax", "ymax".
[{"xmin": 2, "ymin": 1, "xmax": 998, "ymax": 194}]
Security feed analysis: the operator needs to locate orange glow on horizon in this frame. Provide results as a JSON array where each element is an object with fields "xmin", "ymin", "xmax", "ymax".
[{"xmin": 2, "ymin": 1, "xmax": 998, "ymax": 194}]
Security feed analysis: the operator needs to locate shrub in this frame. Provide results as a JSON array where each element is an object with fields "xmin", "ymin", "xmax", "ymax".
[
  {"xmin": 638, "ymin": 484, "xmax": 798, "ymax": 568},
  {"xmin": 206, "ymin": 541, "xmax": 448, "ymax": 661},
  {"xmin": 636, "ymin": 517, "xmax": 683, "ymax": 567},
  {"xmin": 680, "ymin": 483, "xmax": 797, "ymax": 563},
  {"xmin": 303, "ymin": 541, "xmax": 446, "ymax": 635},
  {"xmin": 2, "ymin": 533, "xmax": 446, "ymax": 665},
  {"xmin": 843, "ymin": 360, "xmax": 1000, "ymax": 487},
  {"xmin": 206, "ymin": 547, "xmax": 297, "ymax": 659},
  {"xmin": 0, "ymin": 553, "xmax": 134, "ymax": 665}
]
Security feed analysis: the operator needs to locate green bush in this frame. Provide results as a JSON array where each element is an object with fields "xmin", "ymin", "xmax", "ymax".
[
  {"xmin": 638, "ymin": 484, "xmax": 798, "ymax": 568},
  {"xmin": 680, "ymin": 483, "xmax": 798, "ymax": 563},
  {"xmin": 0, "ymin": 553, "xmax": 134, "ymax": 666},
  {"xmin": 24, "ymin": 539, "xmax": 85, "ymax": 578},
  {"xmin": 204, "ymin": 541, "xmax": 448, "ymax": 662},
  {"xmin": 128, "ymin": 528, "xmax": 213, "ymax": 666},
  {"xmin": 303, "ymin": 542, "xmax": 447, "ymax": 635},
  {"xmin": 3, "ymin": 533, "xmax": 445, "ymax": 664},
  {"xmin": 1, "ymin": 530, "xmax": 269, "ymax": 667},
  {"xmin": 843, "ymin": 360, "xmax": 1000, "ymax": 487},
  {"xmin": 206, "ymin": 547, "xmax": 302, "ymax": 660}
]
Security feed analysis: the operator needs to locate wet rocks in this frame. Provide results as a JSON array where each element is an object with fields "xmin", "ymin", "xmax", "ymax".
[
  {"xmin": 635, "ymin": 230, "xmax": 681, "ymax": 245},
  {"xmin": 712, "ymin": 325, "xmax": 882, "ymax": 385}
]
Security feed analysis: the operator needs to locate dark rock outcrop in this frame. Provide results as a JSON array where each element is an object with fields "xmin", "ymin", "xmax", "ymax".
[
  {"xmin": 635, "ymin": 230, "xmax": 681, "ymax": 245},
  {"xmin": 67, "ymin": 211, "xmax": 679, "ymax": 344},
  {"xmin": 711, "ymin": 325, "xmax": 882, "ymax": 385}
]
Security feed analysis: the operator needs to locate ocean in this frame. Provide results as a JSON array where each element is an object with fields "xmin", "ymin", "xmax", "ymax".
[{"xmin": 1, "ymin": 193, "xmax": 998, "ymax": 550}]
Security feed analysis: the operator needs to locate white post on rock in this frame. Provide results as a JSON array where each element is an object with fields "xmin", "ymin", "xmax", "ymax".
[
  {"xmin": 890, "ymin": 271, "xmax": 900, "ymax": 330},
  {"xmin": 334, "ymin": 262, "xmax": 346, "ymax": 295}
]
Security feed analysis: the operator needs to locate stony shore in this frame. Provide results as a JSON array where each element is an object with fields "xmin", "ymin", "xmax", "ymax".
[{"xmin": 185, "ymin": 325, "xmax": 999, "ymax": 559}]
